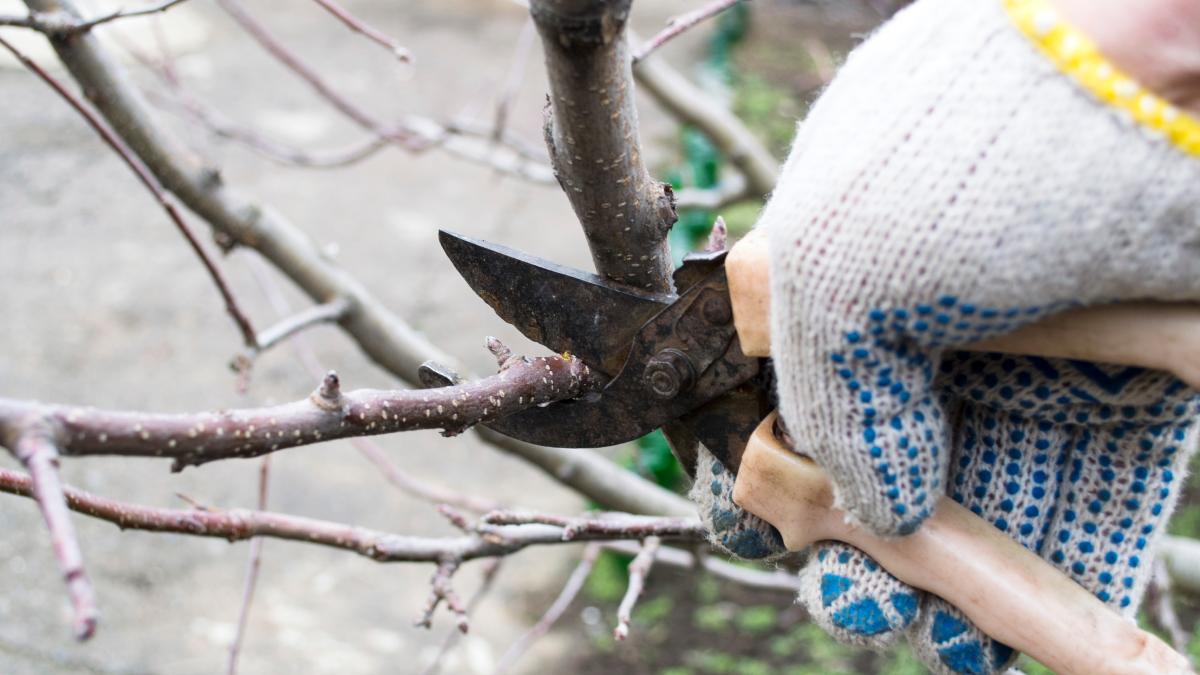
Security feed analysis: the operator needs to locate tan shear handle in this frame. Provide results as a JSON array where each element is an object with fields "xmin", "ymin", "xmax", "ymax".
[
  {"xmin": 726, "ymin": 228, "xmax": 1200, "ymax": 388},
  {"xmin": 733, "ymin": 413, "xmax": 1193, "ymax": 675}
]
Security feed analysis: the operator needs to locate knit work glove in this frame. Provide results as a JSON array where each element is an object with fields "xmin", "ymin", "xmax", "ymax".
[{"xmin": 689, "ymin": 0, "xmax": 1200, "ymax": 673}]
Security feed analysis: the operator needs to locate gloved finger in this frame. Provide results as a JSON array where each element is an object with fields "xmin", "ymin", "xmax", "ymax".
[
  {"xmin": 905, "ymin": 354, "xmax": 1069, "ymax": 675},
  {"xmin": 909, "ymin": 599, "xmax": 1017, "ymax": 675},
  {"xmin": 689, "ymin": 444, "xmax": 788, "ymax": 561},
  {"xmin": 798, "ymin": 541, "xmax": 920, "ymax": 650},
  {"xmin": 1035, "ymin": 366, "xmax": 1199, "ymax": 613}
]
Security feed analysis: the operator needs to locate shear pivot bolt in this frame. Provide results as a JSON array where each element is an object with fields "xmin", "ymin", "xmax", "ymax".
[{"xmin": 644, "ymin": 349, "xmax": 695, "ymax": 400}]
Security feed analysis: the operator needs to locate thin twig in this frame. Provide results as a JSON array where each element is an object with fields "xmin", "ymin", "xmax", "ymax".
[
  {"xmin": 232, "ymin": 296, "xmax": 351, "ymax": 373},
  {"xmin": 353, "ymin": 438, "xmax": 503, "ymax": 513},
  {"xmin": 0, "ymin": 465, "xmax": 705, "ymax": 569},
  {"xmin": 243, "ymin": 257, "xmax": 504, "ymax": 515},
  {"xmin": 127, "ymin": 7, "xmax": 552, "ymax": 180},
  {"xmin": 0, "ymin": 36, "xmax": 259, "ymax": 349},
  {"xmin": 494, "ymin": 543, "xmax": 600, "ymax": 674},
  {"xmin": 614, "ymin": 536, "xmax": 661, "ymax": 640},
  {"xmin": 226, "ymin": 456, "xmax": 272, "ymax": 675},
  {"xmin": 420, "ymin": 559, "xmax": 504, "ymax": 675},
  {"xmin": 0, "ymin": 0, "xmax": 188, "ymax": 33},
  {"xmin": 706, "ymin": 215, "xmax": 728, "ymax": 252},
  {"xmin": 632, "ymin": 0, "xmax": 743, "ymax": 64},
  {"xmin": 1147, "ymin": 558, "xmax": 1191, "ymax": 656},
  {"xmin": 601, "ymin": 541, "xmax": 802, "ymax": 594},
  {"xmin": 6, "ymin": 428, "xmax": 96, "ymax": 640},
  {"xmin": 146, "ymin": 87, "xmax": 392, "ymax": 169},
  {"xmin": 418, "ymin": 560, "xmax": 468, "ymax": 632},
  {"xmin": 214, "ymin": 0, "xmax": 419, "ymax": 147},
  {"xmin": 492, "ymin": 18, "xmax": 535, "ymax": 144},
  {"xmin": 308, "ymin": 0, "xmax": 410, "ymax": 62},
  {"xmin": 0, "ymin": 460, "xmax": 706, "ymax": 638},
  {"xmin": 480, "ymin": 511, "xmax": 702, "ymax": 542}
]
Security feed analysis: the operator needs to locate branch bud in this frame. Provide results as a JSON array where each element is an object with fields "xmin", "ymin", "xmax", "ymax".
[{"xmin": 311, "ymin": 370, "xmax": 344, "ymax": 411}]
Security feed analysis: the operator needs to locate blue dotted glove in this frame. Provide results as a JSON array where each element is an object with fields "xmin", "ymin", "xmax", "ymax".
[
  {"xmin": 698, "ymin": 0, "xmax": 1200, "ymax": 672},
  {"xmin": 692, "ymin": 353, "xmax": 1197, "ymax": 675},
  {"xmin": 799, "ymin": 353, "xmax": 1197, "ymax": 674}
]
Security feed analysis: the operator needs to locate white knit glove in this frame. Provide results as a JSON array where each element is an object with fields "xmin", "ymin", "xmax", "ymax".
[{"xmin": 746, "ymin": 0, "xmax": 1200, "ymax": 672}]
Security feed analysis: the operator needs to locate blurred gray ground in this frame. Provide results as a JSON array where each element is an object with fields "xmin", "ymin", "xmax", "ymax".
[{"xmin": 0, "ymin": 0, "xmax": 714, "ymax": 672}]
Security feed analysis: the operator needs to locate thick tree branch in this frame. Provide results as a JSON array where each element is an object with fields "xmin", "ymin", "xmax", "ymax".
[
  {"xmin": 530, "ymin": 0, "xmax": 676, "ymax": 292},
  {"xmin": 0, "ymin": 351, "xmax": 595, "ymax": 470}
]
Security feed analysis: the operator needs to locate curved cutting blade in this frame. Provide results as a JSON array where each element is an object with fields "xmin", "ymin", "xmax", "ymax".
[{"xmin": 439, "ymin": 230, "xmax": 673, "ymax": 377}]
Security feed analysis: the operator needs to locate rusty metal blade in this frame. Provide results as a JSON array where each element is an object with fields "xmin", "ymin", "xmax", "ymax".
[{"xmin": 439, "ymin": 230, "xmax": 672, "ymax": 377}]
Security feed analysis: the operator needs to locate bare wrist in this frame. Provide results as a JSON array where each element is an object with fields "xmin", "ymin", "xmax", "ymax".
[{"xmin": 1050, "ymin": 0, "xmax": 1200, "ymax": 113}]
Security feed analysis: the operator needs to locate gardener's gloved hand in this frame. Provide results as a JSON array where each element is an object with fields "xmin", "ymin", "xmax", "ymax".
[{"xmin": 692, "ymin": 0, "xmax": 1200, "ymax": 672}]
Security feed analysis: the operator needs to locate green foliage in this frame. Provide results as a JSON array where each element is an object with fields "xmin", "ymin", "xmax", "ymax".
[
  {"xmin": 731, "ymin": 73, "xmax": 801, "ymax": 158},
  {"xmin": 693, "ymin": 604, "xmax": 732, "ymax": 632},
  {"xmin": 1170, "ymin": 503, "xmax": 1200, "ymax": 536},
  {"xmin": 878, "ymin": 646, "xmax": 927, "ymax": 675},
  {"xmin": 636, "ymin": 595, "xmax": 676, "ymax": 626},
  {"xmin": 1016, "ymin": 656, "xmax": 1056, "ymax": 675},
  {"xmin": 586, "ymin": 550, "xmax": 632, "ymax": 602},
  {"xmin": 734, "ymin": 605, "xmax": 778, "ymax": 634},
  {"xmin": 633, "ymin": 430, "xmax": 689, "ymax": 493}
]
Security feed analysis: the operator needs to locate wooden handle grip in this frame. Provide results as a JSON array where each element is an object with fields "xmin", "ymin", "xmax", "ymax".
[
  {"xmin": 726, "ymin": 229, "xmax": 1200, "ymax": 389},
  {"xmin": 733, "ymin": 414, "xmax": 1193, "ymax": 675}
]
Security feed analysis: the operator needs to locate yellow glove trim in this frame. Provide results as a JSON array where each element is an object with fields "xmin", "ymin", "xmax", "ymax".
[{"xmin": 1003, "ymin": 0, "xmax": 1200, "ymax": 158}]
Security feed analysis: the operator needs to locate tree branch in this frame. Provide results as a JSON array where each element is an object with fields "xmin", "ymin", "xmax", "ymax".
[
  {"xmin": 307, "ymin": 0, "xmax": 411, "ymax": 62},
  {"xmin": 1146, "ymin": 558, "xmax": 1190, "ymax": 656},
  {"xmin": 419, "ymin": 559, "xmax": 503, "ymax": 675},
  {"xmin": 0, "ymin": 348, "xmax": 595, "ymax": 470},
  {"xmin": 0, "ymin": 0, "xmax": 188, "ymax": 34},
  {"xmin": 0, "ymin": 468, "xmax": 705, "ymax": 561},
  {"xmin": 21, "ymin": 0, "xmax": 691, "ymax": 520},
  {"xmin": 614, "ymin": 535, "xmax": 659, "ymax": 640},
  {"xmin": 0, "ymin": 35, "xmax": 259, "ymax": 350},
  {"xmin": 529, "ymin": 0, "xmax": 677, "ymax": 292},
  {"xmin": 226, "ymin": 456, "xmax": 271, "ymax": 675},
  {"xmin": 231, "ymin": 296, "xmax": 352, "ymax": 373},
  {"xmin": 633, "ymin": 46, "xmax": 779, "ymax": 200},
  {"xmin": 495, "ymin": 543, "xmax": 600, "ymax": 674},
  {"xmin": 631, "ymin": 0, "xmax": 743, "ymax": 64},
  {"xmin": 5, "ymin": 427, "xmax": 96, "ymax": 640}
]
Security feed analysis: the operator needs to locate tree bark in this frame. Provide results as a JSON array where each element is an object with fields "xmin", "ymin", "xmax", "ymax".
[{"xmin": 530, "ymin": 0, "xmax": 677, "ymax": 293}]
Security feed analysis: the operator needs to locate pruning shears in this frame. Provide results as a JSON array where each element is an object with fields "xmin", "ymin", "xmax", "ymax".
[
  {"xmin": 439, "ymin": 227, "xmax": 1197, "ymax": 675},
  {"xmin": 438, "ymin": 229, "xmax": 771, "ymax": 477}
]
